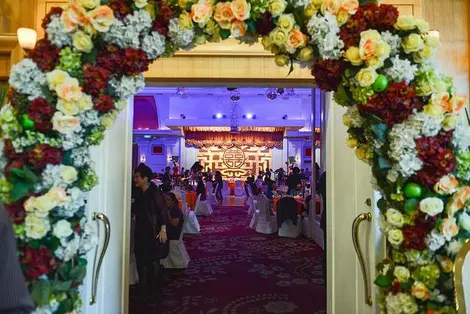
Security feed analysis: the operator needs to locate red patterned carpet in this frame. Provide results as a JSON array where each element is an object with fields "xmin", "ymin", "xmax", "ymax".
[{"xmin": 129, "ymin": 205, "xmax": 326, "ymax": 314}]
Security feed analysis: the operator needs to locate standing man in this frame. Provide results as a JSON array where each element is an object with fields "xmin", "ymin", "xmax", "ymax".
[{"xmin": 0, "ymin": 204, "xmax": 34, "ymax": 313}]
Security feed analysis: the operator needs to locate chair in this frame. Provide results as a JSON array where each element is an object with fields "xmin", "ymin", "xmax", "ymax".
[
  {"xmin": 247, "ymin": 195, "xmax": 256, "ymax": 216},
  {"xmin": 249, "ymin": 210, "xmax": 260, "ymax": 230},
  {"xmin": 194, "ymin": 194, "xmax": 213, "ymax": 216},
  {"xmin": 161, "ymin": 210, "xmax": 191, "ymax": 269},
  {"xmin": 184, "ymin": 208, "xmax": 200, "ymax": 234},
  {"xmin": 279, "ymin": 216, "xmax": 302, "ymax": 238},
  {"xmin": 180, "ymin": 190, "xmax": 189, "ymax": 210},
  {"xmin": 255, "ymin": 196, "xmax": 278, "ymax": 235},
  {"xmin": 221, "ymin": 180, "xmax": 231, "ymax": 198},
  {"xmin": 205, "ymin": 181, "xmax": 215, "ymax": 204},
  {"xmin": 234, "ymin": 180, "xmax": 245, "ymax": 197},
  {"xmin": 277, "ymin": 197, "xmax": 302, "ymax": 238}
]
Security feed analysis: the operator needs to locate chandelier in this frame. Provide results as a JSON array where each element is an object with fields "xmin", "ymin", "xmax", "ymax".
[{"xmin": 229, "ymin": 89, "xmax": 240, "ymax": 133}]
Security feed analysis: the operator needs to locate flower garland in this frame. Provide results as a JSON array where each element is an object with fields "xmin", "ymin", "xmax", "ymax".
[{"xmin": 1, "ymin": 0, "xmax": 469, "ymax": 312}]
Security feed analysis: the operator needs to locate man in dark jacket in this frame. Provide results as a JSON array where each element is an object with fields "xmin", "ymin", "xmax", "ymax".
[{"xmin": 0, "ymin": 204, "xmax": 34, "ymax": 313}]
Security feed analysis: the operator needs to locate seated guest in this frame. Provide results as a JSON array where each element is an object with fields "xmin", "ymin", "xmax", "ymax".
[
  {"xmin": 196, "ymin": 177, "xmax": 206, "ymax": 201},
  {"xmin": 264, "ymin": 179, "xmax": 276, "ymax": 200},
  {"xmin": 164, "ymin": 192, "xmax": 184, "ymax": 240}
]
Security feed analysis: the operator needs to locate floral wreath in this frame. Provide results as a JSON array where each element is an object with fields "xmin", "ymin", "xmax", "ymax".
[{"xmin": 0, "ymin": 0, "xmax": 469, "ymax": 312}]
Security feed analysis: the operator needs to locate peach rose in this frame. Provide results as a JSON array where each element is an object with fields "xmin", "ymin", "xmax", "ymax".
[
  {"xmin": 88, "ymin": 5, "xmax": 115, "ymax": 33},
  {"xmin": 446, "ymin": 187, "xmax": 470, "ymax": 217},
  {"xmin": 230, "ymin": 20, "xmax": 247, "ymax": 37},
  {"xmin": 191, "ymin": 0, "xmax": 213, "ymax": 26},
  {"xmin": 321, "ymin": 0, "xmax": 340, "ymax": 15},
  {"xmin": 340, "ymin": 0, "xmax": 359, "ymax": 14},
  {"xmin": 449, "ymin": 95, "xmax": 467, "ymax": 113},
  {"xmin": 287, "ymin": 29, "xmax": 307, "ymax": 49},
  {"xmin": 359, "ymin": 38, "xmax": 376, "ymax": 59},
  {"xmin": 48, "ymin": 187, "xmax": 69, "ymax": 206},
  {"xmin": 230, "ymin": 0, "xmax": 251, "ymax": 21},
  {"xmin": 434, "ymin": 175, "xmax": 459, "ymax": 195},
  {"xmin": 67, "ymin": 3, "xmax": 90, "ymax": 26},
  {"xmin": 430, "ymin": 92, "xmax": 451, "ymax": 112},
  {"xmin": 411, "ymin": 281, "xmax": 430, "ymax": 300},
  {"xmin": 61, "ymin": 10, "xmax": 79, "ymax": 33},
  {"xmin": 55, "ymin": 78, "xmax": 82, "ymax": 102},
  {"xmin": 52, "ymin": 112, "xmax": 81, "ymax": 134},
  {"xmin": 441, "ymin": 217, "xmax": 459, "ymax": 240},
  {"xmin": 214, "ymin": 2, "xmax": 234, "ymax": 29}
]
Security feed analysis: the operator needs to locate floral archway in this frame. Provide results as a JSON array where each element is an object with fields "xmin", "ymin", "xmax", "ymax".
[{"xmin": 0, "ymin": 0, "xmax": 469, "ymax": 312}]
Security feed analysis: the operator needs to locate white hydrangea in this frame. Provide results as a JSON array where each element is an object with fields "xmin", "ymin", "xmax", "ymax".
[
  {"xmin": 70, "ymin": 147, "xmax": 93, "ymax": 168},
  {"xmin": 61, "ymin": 131, "xmax": 85, "ymax": 151},
  {"xmin": 8, "ymin": 58, "xmax": 46, "ymax": 100},
  {"xmin": 109, "ymin": 74, "xmax": 145, "ymax": 100},
  {"xmin": 307, "ymin": 12, "xmax": 344, "ymax": 60},
  {"xmin": 447, "ymin": 240, "xmax": 464, "ymax": 256},
  {"xmin": 381, "ymin": 31, "xmax": 401, "ymax": 56},
  {"xmin": 57, "ymin": 187, "xmax": 86, "ymax": 217},
  {"xmin": 41, "ymin": 165, "xmax": 63, "ymax": 188},
  {"xmin": 168, "ymin": 18, "xmax": 195, "ymax": 49},
  {"xmin": 408, "ymin": 111, "xmax": 443, "ymax": 137},
  {"xmin": 385, "ymin": 293, "xmax": 418, "ymax": 314},
  {"xmin": 378, "ymin": 214, "xmax": 392, "ymax": 233},
  {"xmin": 78, "ymin": 110, "xmax": 100, "ymax": 128},
  {"xmin": 55, "ymin": 234, "xmax": 80, "ymax": 261},
  {"xmin": 103, "ymin": 10, "xmax": 152, "ymax": 49},
  {"xmin": 429, "ymin": 289, "xmax": 447, "ymax": 303},
  {"xmin": 452, "ymin": 122, "xmax": 470, "ymax": 151},
  {"xmin": 425, "ymin": 229, "xmax": 446, "ymax": 251},
  {"xmin": 383, "ymin": 55, "xmax": 419, "ymax": 84},
  {"xmin": 289, "ymin": 0, "xmax": 310, "ymax": 7},
  {"xmin": 80, "ymin": 218, "xmax": 98, "ymax": 253},
  {"xmin": 388, "ymin": 120, "xmax": 423, "ymax": 177},
  {"xmin": 343, "ymin": 105, "xmax": 364, "ymax": 128},
  {"xmin": 46, "ymin": 15, "xmax": 72, "ymax": 47},
  {"xmin": 142, "ymin": 31, "xmax": 166, "ymax": 59}
]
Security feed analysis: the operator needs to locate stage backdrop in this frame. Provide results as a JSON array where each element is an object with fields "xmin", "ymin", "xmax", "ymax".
[{"xmin": 197, "ymin": 145, "xmax": 271, "ymax": 179}]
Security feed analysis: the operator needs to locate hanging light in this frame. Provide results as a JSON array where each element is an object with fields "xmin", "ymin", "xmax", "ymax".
[
  {"xmin": 17, "ymin": 28, "xmax": 37, "ymax": 50},
  {"xmin": 266, "ymin": 88, "xmax": 277, "ymax": 100},
  {"xmin": 230, "ymin": 89, "xmax": 241, "ymax": 102}
]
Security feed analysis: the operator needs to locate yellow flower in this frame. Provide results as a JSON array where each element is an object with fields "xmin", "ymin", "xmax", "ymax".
[
  {"xmin": 55, "ymin": 78, "xmax": 82, "ymax": 102},
  {"xmin": 346, "ymin": 137, "xmax": 357, "ymax": 148},
  {"xmin": 57, "ymin": 99, "xmax": 80, "ymax": 116},
  {"xmin": 101, "ymin": 110, "xmax": 119, "ymax": 128},
  {"xmin": 144, "ymin": 3, "xmax": 156, "ymax": 19},
  {"xmin": 178, "ymin": 0, "xmax": 191, "ymax": 9},
  {"xmin": 304, "ymin": 2, "xmax": 317, "ymax": 18},
  {"xmin": 355, "ymin": 67, "xmax": 378, "ymax": 87},
  {"xmin": 72, "ymin": 31, "xmax": 93, "ymax": 53},
  {"xmin": 230, "ymin": 0, "xmax": 251, "ymax": 21},
  {"xmin": 439, "ymin": 256, "xmax": 453, "ymax": 273},
  {"xmin": 394, "ymin": 15, "xmax": 416, "ymax": 31},
  {"xmin": 375, "ymin": 41, "xmax": 391, "ymax": 58},
  {"xmin": 78, "ymin": 94, "xmax": 94, "ymax": 112},
  {"xmin": 277, "ymin": 14, "xmax": 296, "ymax": 31},
  {"xmin": 415, "ymin": 18, "xmax": 429, "ymax": 33},
  {"xmin": 60, "ymin": 166, "xmax": 78, "ymax": 184},
  {"xmin": 343, "ymin": 46, "xmax": 362, "ymax": 66},
  {"xmin": 425, "ymin": 36, "xmax": 441, "ymax": 49},
  {"xmin": 134, "ymin": 0, "xmax": 148, "ymax": 9},
  {"xmin": 298, "ymin": 46, "xmax": 314, "ymax": 62},
  {"xmin": 46, "ymin": 69, "xmax": 70, "ymax": 90},
  {"xmin": 77, "ymin": 0, "xmax": 100, "ymax": 9},
  {"xmin": 443, "ymin": 114, "xmax": 461, "ymax": 131},
  {"xmin": 261, "ymin": 36, "xmax": 273, "ymax": 51},
  {"xmin": 413, "ymin": 45, "xmax": 433, "ymax": 63},
  {"xmin": 269, "ymin": 27, "xmax": 288, "ymax": 46},
  {"xmin": 321, "ymin": 0, "xmax": 340, "ymax": 15},
  {"xmin": 366, "ymin": 56, "xmax": 383, "ymax": 68},
  {"xmin": 411, "ymin": 281, "xmax": 430, "ymax": 300},
  {"xmin": 192, "ymin": 0, "xmax": 213, "ymax": 27},
  {"xmin": 423, "ymin": 104, "xmax": 445, "ymax": 118},
  {"xmin": 336, "ymin": 10, "xmax": 349, "ymax": 26},
  {"xmin": 274, "ymin": 54, "xmax": 290, "ymax": 67},
  {"xmin": 179, "ymin": 11, "xmax": 194, "ymax": 29},
  {"xmin": 88, "ymin": 5, "xmax": 115, "ymax": 33},
  {"xmin": 312, "ymin": 0, "xmax": 324, "ymax": 6},
  {"xmin": 269, "ymin": 0, "xmax": 287, "ymax": 17},
  {"xmin": 402, "ymin": 33, "xmax": 425, "ymax": 54}
]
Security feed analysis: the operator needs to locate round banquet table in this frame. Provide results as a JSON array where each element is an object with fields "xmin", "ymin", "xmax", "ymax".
[{"xmin": 228, "ymin": 181, "xmax": 245, "ymax": 195}]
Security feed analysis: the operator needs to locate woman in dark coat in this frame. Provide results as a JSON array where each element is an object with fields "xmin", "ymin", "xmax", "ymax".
[
  {"xmin": 214, "ymin": 171, "xmax": 223, "ymax": 204},
  {"xmin": 133, "ymin": 164, "xmax": 169, "ymax": 302}
]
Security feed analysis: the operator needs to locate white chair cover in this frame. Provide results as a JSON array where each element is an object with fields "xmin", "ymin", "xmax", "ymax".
[
  {"xmin": 247, "ymin": 195, "xmax": 256, "ymax": 216},
  {"xmin": 255, "ymin": 209, "xmax": 278, "ymax": 235},
  {"xmin": 249, "ymin": 210, "xmax": 260, "ymax": 230},
  {"xmin": 234, "ymin": 180, "xmax": 245, "ymax": 197},
  {"xmin": 205, "ymin": 181, "xmax": 214, "ymax": 203},
  {"xmin": 194, "ymin": 194, "xmax": 213, "ymax": 216},
  {"xmin": 184, "ymin": 210, "xmax": 200, "ymax": 234},
  {"xmin": 278, "ymin": 215, "xmax": 302, "ymax": 238},
  {"xmin": 210, "ymin": 183, "xmax": 218, "ymax": 205},
  {"xmin": 221, "ymin": 180, "xmax": 231, "ymax": 198},
  {"xmin": 160, "ymin": 209, "xmax": 191, "ymax": 269},
  {"xmin": 180, "ymin": 190, "xmax": 189, "ymax": 210}
]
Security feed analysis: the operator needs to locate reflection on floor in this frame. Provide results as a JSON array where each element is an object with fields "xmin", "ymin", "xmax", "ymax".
[{"xmin": 129, "ymin": 205, "xmax": 326, "ymax": 314}]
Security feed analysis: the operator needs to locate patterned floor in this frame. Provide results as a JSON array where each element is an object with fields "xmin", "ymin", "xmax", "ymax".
[{"xmin": 129, "ymin": 205, "xmax": 326, "ymax": 314}]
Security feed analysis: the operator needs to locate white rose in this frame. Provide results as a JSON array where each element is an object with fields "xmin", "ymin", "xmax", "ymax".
[
  {"xmin": 33, "ymin": 194, "xmax": 58, "ymax": 217},
  {"xmin": 386, "ymin": 208, "xmax": 404, "ymax": 228},
  {"xmin": 419, "ymin": 197, "xmax": 444, "ymax": 216},
  {"xmin": 425, "ymin": 229, "xmax": 446, "ymax": 251},
  {"xmin": 25, "ymin": 214, "xmax": 51, "ymax": 239},
  {"xmin": 393, "ymin": 266, "xmax": 410, "ymax": 282},
  {"xmin": 459, "ymin": 211, "xmax": 470, "ymax": 231},
  {"xmin": 53, "ymin": 220, "xmax": 74, "ymax": 238},
  {"xmin": 134, "ymin": 0, "xmax": 148, "ymax": 9},
  {"xmin": 388, "ymin": 229, "xmax": 404, "ymax": 246},
  {"xmin": 52, "ymin": 112, "xmax": 80, "ymax": 134},
  {"xmin": 447, "ymin": 240, "xmax": 464, "ymax": 255},
  {"xmin": 57, "ymin": 99, "xmax": 80, "ymax": 116},
  {"xmin": 60, "ymin": 166, "xmax": 78, "ymax": 184}
]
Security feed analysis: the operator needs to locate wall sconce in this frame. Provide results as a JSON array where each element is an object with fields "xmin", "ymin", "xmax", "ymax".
[
  {"xmin": 428, "ymin": 30, "xmax": 439, "ymax": 39},
  {"xmin": 242, "ymin": 113, "xmax": 256, "ymax": 119},
  {"xmin": 140, "ymin": 154, "xmax": 146, "ymax": 163},
  {"xmin": 17, "ymin": 28, "xmax": 37, "ymax": 51}
]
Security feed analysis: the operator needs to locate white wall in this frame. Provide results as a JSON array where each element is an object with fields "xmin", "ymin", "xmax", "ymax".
[{"xmin": 136, "ymin": 137, "xmax": 183, "ymax": 173}]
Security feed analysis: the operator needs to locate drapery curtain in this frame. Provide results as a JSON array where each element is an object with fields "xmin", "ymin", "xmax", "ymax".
[{"xmin": 185, "ymin": 131, "xmax": 283, "ymax": 148}]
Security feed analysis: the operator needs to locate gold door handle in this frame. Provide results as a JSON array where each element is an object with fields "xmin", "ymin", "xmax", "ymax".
[
  {"xmin": 89, "ymin": 212, "xmax": 111, "ymax": 305},
  {"xmin": 352, "ymin": 212, "xmax": 373, "ymax": 306}
]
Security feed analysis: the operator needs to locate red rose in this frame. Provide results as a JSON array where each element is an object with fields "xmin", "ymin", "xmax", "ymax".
[
  {"xmin": 94, "ymin": 95, "xmax": 115, "ymax": 113},
  {"xmin": 108, "ymin": 0, "xmax": 133, "ymax": 20},
  {"xmin": 152, "ymin": 0, "xmax": 173, "ymax": 36},
  {"xmin": 26, "ymin": 97, "xmax": 55, "ymax": 132},
  {"xmin": 21, "ymin": 247, "xmax": 57, "ymax": 280},
  {"xmin": 255, "ymin": 13, "xmax": 276, "ymax": 36},
  {"xmin": 83, "ymin": 63, "xmax": 111, "ymax": 96},
  {"xmin": 121, "ymin": 48, "xmax": 150, "ymax": 76},
  {"xmin": 27, "ymin": 144, "xmax": 63, "ymax": 169},
  {"xmin": 403, "ymin": 226, "xmax": 427, "ymax": 251},
  {"xmin": 41, "ymin": 7, "xmax": 63, "ymax": 30},
  {"xmin": 28, "ymin": 39, "xmax": 60, "ymax": 72},
  {"xmin": 5, "ymin": 202, "xmax": 27, "ymax": 224},
  {"xmin": 312, "ymin": 59, "xmax": 345, "ymax": 92}
]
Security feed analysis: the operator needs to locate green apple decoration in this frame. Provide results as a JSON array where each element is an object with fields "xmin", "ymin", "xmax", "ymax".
[
  {"xmin": 403, "ymin": 182, "xmax": 423, "ymax": 199},
  {"xmin": 404, "ymin": 198, "xmax": 419, "ymax": 214},
  {"xmin": 372, "ymin": 74, "xmax": 389, "ymax": 92},
  {"xmin": 21, "ymin": 114, "xmax": 35, "ymax": 130}
]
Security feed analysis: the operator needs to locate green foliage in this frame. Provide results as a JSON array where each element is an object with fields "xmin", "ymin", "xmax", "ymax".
[
  {"xmin": 8, "ymin": 166, "xmax": 40, "ymax": 202},
  {"xmin": 374, "ymin": 274, "xmax": 393, "ymax": 288},
  {"xmin": 333, "ymin": 85, "xmax": 353, "ymax": 107},
  {"xmin": 220, "ymin": 29, "xmax": 231, "ymax": 40},
  {"xmin": 350, "ymin": 85, "xmax": 374, "ymax": 105},
  {"xmin": 31, "ymin": 280, "xmax": 52, "ymax": 306}
]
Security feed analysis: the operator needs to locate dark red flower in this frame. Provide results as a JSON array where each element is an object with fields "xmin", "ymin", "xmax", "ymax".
[
  {"xmin": 83, "ymin": 63, "xmax": 111, "ymax": 96},
  {"xmin": 312, "ymin": 59, "xmax": 345, "ymax": 92},
  {"xmin": 392, "ymin": 280, "xmax": 403, "ymax": 295},
  {"xmin": 414, "ymin": 212, "xmax": 438, "ymax": 232},
  {"xmin": 151, "ymin": 0, "xmax": 173, "ymax": 36},
  {"xmin": 108, "ymin": 0, "xmax": 133, "ymax": 20},
  {"xmin": 94, "ymin": 95, "xmax": 115, "ymax": 113},
  {"xmin": 403, "ymin": 226, "xmax": 427, "ymax": 251},
  {"xmin": 359, "ymin": 81, "xmax": 422, "ymax": 126},
  {"xmin": 4, "ymin": 140, "xmax": 27, "ymax": 162},
  {"xmin": 121, "ymin": 48, "xmax": 150, "ymax": 75},
  {"xmin": 96, "ymin": 45, "xmax": 123, "ymax": 74},
  {"xmin": 28, "ymin": 39, "xmax": 60, "ymax": 72},
  {"xmin": 41, "ymin": 7, "xmax": 63, "ymax": 30},
  {"xmin": 26, "ymin": 98, "xmax": 55, "ymax": 132},
  {"xmin": 5, "ymin": 160, "xmax": 25, "ymax": 177},
  {"xmin": 27, "ymin": 144, "xmax": 63, "ymax": 169},
  {"xmin": 5, "ymin": 202, "xmax": 27, "ymax": 224},
  {"xmin": 256, "ymin": 13, "xmax": 276, "ymax": 36},
  {"xmin": 21, "ymin": 246, "xmax": 57, "ymax": 280}
]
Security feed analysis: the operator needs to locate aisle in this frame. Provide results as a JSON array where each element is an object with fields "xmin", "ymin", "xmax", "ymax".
[{"xmin": 129, "ymin": 205, "xmax": 326, "ymax": 314}]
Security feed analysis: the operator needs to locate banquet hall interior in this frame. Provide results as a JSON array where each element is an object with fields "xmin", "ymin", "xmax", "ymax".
[{"xmin": 129, "ymin": 86, "xmax": 327, "ymax": 313}]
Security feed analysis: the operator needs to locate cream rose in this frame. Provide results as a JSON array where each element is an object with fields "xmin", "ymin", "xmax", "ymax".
[
  {"xmin": 134, "ymin": 0, "xmax": 148, "ymax": 9},
  {"xmin": 52, "ymin": 112, "xmax": 81, "ymax": 134},
  {"xmin": 46, "ymin": 69, "xmax": 70, "ymax": 91},
  {"xmin": 425, "ymin": 36, "xmax": 441, "ymax": 49},
  {"xmin": 346, "ymin": 137, "xmax": 357, "ymax": 148},
  {"xmin": 447, "ymin": 187, "xmax": 470, "ymax": 217},
  {"xmin": 355, "ymin": 67, "xmax": 378, "ymax": 87},
  {"xmin": 191, "ymin": 0, "xmax": 213, "ymax": 26},
  {"xmin": 230, "ymin": 20, "xmax": 247, "ymax": 38},
  {"xmin": 393, "ymin": 266, "xmax": 410, "ymax": 283},
  {"xmin": 53, "ymin": 220, "xmax": 74, "ymax": 238},
  {"xmin": 442, "ymin": 114, "xmax": 461, "ymax": 131},
  {"xmin": 57, "ymin": 100, "xmax": 80, "ymax": 116},
  {"xmin": 344, "ymin": 46, "xmax": 363, "ymax": 66},
  {"xmin": 55, "ymin": 77, "xmax": 82, "ymax": 102},
  {"xmin": 274, "ymin": 54, "xmax": 290, "ymax": 67},
  {"xmin": 61, "ymin": 10, "xmax": 79, "ymax": 33},
  {"xmin": 386, "ymin": 208, "xmax": 404, "ymax": 228},
  {"xmin": 48, "ymin": 187, "xmax": 69, "ymax": 206},
  {"xmin": 441, "ymin": 217, "xmax": 459, "ymax": 240},
  {"xmin": 402, "ymin": 33, "xmax": 425, "ymax": 54},
  {"xmin": 415, "ymin": 19, "xmax": 429, "ymax": 33},
  {"xmin": 375, "ymin": 41, "xmax": 391, "ymax": 58},
  {"xmin": 33, "ymin": 195, "xmax": 57, "ymax": 217},
  {"xmin": 78, "ymin": 0, "xmax": 100, "ymax": 9},
  {"xmin": 230, "ymin": 0, "xmax": 250, "ymax": 21},
  {"xmin": 24, "ymin": 197, "xmax": 36, "ymax": 213},
  {"xmin": 214, "ymin": 2, "xmax": 234, "ymax": 29},
  {"xmin": 269, "ymin": 0, "xmax": 287, "ymax": 17},
  {"xmin": 270, "ymin": 27, "xmax": 288, "ymax": 46},
  {"xmin": 434, "ymin": 175, "xmax": 459, "ymax": 195},
  {"xmin": 419, "ymin": 197, "xmax": 444, "ymax": 216},
  {"xmin": 88, "ymin": 5, "xmax": 115, "ymax": 33},
  {"xmin": 423, "ymin": 104, "xmax": 445, "ymax": 118},
  {"xmin": 277, "ymin": 14, "xmax": 296, "ymax": 31},
  {"xmin": 394, "ymin": 15, "xmax": 416, "ymax": 31},
  {"xmin": 287, "ymin": 29, "xmax": 307, "ymax": 50},
  {"xmin": 321, "ymin": 0, "xmax": 340, "ymax": 15},
  {"xmin": 339, "ymin": 0, "xmax": 358, "ymax": 14},
  {"xmin": 60, "ymin": 166, "xmax": 78, "ymax": 184},
  {"xmin": 304, "ymin": 2, "xmax": 317, "ymax": 19},
  {"xmin": 298, "ymin": 46, "xmax": 314, "ymax": 62},
  {"xmin": 388, "ymin": 229, "xmax": 404, "ymax": 246},
  {"xmin": 459, "ymin": 212, "xmax": 470, "ymax": 232},
  {"xmin": 78, "ymin": 94, "xmax": 94, "ymax": 112},
  {"xmin": 25, "ymin": 214, "xmax": 50, "ymax": 239},
  {"xmin": 359, "ymin": 30, "xmax": 380, "ymax": 60},
  {"xmin": 179, "ymin": 11, "xmax": 194, "ymax": 29},
  {"xmin": 413, "ymin": 45, "xmax": 433, "ymax": 63},
  {"xmin": 411, "ymin": 281, "xmax": 430, "ymax": 300}
]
